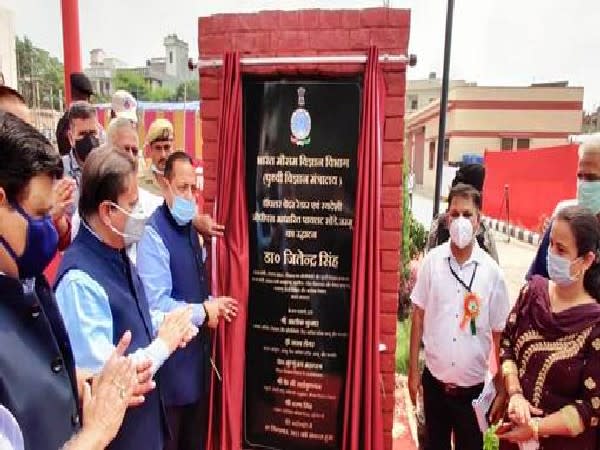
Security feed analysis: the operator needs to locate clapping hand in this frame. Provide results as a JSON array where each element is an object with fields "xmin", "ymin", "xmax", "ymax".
[
  {"xmin": 50, "ymin": 178, "xmax": 76, "ymax": 220},
  {"xmin": 81, "ymin": 331, "xmax": 137, "ymax": 448},
  {"xmin": 158, "ymin": 306, "xmax": 199, "ymax": 353}
]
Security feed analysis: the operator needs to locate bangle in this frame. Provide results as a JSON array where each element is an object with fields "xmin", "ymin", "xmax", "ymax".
[
  {"xmin": 502, "ymin": 360, "xmax": 518, "ymax": 378},
  {"xmin": 530, "ymin": 417, "xmax": 540, "ymax": 441}
]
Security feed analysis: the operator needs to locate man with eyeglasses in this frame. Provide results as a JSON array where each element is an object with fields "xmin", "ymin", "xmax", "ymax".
[
  {"xmin": 106, "ymin": 118, "xmax": 163, "ymax": 264},
  {"xmin": 408, "ymin": 183, "xmax": 510, "ymax": 450}
]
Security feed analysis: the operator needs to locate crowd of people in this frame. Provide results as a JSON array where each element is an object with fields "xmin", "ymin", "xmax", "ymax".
[
  {"xmin": 409, "ymin": 139, "xmax": 600, "ymax": 450},
  {"xmin": 0, "ymin": 73, "xmax": 237, "ymax": 450},
  {"xmin": 3, "ymin": 66, "xmax": 600, "ymax": 450}
]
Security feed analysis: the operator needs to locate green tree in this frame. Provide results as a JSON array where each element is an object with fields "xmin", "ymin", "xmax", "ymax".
[
  {"xmin": 113, "ymin": 70, "xmax": 149, "ymax": 100},
  {"xmin": 16, "ymin": 36, "xmax": 65, "ymax": 110},
  {"xmin": 175, "ymin": 80, "xmax": 199, "ymax": 101},
  {"xmin": 147, "ymin": 86, "xmax": 176, "ymax": 102}
]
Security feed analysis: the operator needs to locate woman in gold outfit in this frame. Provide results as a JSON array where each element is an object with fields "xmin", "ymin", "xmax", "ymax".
[{"xmin": 497, "ymin": 206, "xmax": 600, "ymax": 450}]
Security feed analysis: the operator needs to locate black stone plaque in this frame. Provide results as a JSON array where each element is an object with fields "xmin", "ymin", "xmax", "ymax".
[{"xmin": 244, "ymin": 79, "xmax": 361, "ymax": 450}]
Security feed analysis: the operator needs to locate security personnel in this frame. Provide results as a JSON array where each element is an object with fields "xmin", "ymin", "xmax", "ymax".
[{"xmin": 140, "ymin": 118, "xmax": 174, "ymax": 196}]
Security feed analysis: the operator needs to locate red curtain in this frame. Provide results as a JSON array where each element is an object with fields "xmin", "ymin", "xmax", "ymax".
[
  {"xmin": 206, "ymin": 49, "xmax": 385, "ymax": 450},
  {"xmin": 342, "ymin": 46, "xmax": 384, "ymax": 450},
  {"xmin": 206, "ymin": 52, "xmax": 249, "ymax": 450}
]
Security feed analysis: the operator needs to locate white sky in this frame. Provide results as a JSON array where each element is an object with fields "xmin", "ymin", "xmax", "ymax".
[{"xmin": 1, "ymin": 0, "xmax": 598, "ymax": 110}]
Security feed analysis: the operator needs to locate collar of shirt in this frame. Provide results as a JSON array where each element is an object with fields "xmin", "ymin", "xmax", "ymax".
[{"xmin": 440, "ymin": 240, "xmax": 484, "ymax": 268}]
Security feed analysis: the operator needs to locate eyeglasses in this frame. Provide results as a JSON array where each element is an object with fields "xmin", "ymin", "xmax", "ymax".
[
  {"xmin": 448, "ymin": 211, "xmax": 475, "ymax": 219},
  {"xmin": 122, "ymin": 145, "xmax": 139, "ymax": 156},
  {"xmin": 152, "ymin": 142, "xmax": 172, "ymax": 152}
]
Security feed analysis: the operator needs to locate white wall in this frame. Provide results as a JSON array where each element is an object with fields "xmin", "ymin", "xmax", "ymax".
[{"xmin": 0, "ymin": 6, "xmax": 17, "ymax": 88}]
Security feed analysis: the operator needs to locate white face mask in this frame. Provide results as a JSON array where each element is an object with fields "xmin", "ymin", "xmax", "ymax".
[
  {"xmin": 449, "ymin": 215, "xmax": 474, "ymax": 249},
  {"xmin": 108, "ymin": 202, "xmax": 148, "ymax": 246}
]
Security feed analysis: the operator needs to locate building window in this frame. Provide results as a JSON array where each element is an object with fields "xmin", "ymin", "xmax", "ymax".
[
  {"xmin": 429, "ymin": 141, "xmax": 436, "ymax": 170},
  {"xmin": 443, "ymin": 138, "xmax": 450, "ymax": 162},
  {"xmin": 105, "ymin": 81, "xmax": 110, "ymax": 92},
  {"xmin": 169, "ymin": 51, "xmax": 173, "ymax": 64},
  {"xmin": 409, "ymin": 96, "xmax": 418, "ymax": 110},
  {"xmin": 501, "ymin": 138, "xmax": 513, "ymax": 151},
  {"xmin": 516, "ymin": 138, "xmax": 530, "ymax": 149}
]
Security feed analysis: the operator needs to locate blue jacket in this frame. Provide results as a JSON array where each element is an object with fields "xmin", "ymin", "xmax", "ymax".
[
  {"xmin": 55, "ymin": 225, "xmax": 166, "ymax": 450},
  {"xmin": 526, "ymin": 223, "xmax": 550, "ymax": 280},
  {"xmin": 148, "ymin": 203, "xmax": 211, "ymax": 406},
  {"xmin": 0, "ymin": 274, "xmax": 80, "ymax": 450}
]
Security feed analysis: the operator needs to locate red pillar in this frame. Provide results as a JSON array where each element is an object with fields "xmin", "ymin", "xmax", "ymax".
[{"xmin": 60, "ymin": 0, "xmax": 82, "ymax": 105}]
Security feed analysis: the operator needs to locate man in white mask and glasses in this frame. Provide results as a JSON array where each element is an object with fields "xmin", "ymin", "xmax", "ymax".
[
  {"xmin": 527, "ymin": 137, "xmax": 600, "ymax": 280},
  {"xmin": 408, "ymin": 183, "xmax": 510, "ymax": 450},
  {"xmin": 54, "ymin": 147, "xmax": 201, "ymax": 450}
]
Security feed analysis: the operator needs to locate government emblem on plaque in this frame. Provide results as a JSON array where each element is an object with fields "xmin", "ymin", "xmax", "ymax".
[{"xmin": 290, "ymin": 87, "xmax": 311, "ymax": 146}]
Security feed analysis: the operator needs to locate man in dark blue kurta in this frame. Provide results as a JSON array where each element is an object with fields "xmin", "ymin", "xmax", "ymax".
[
  {"xmin": 55, "ymin": 147, "xmax": 200, "ymax": 450},
  {"xmin": 137, "ymin": 151, "xmax": 238, "ymax": 450}
]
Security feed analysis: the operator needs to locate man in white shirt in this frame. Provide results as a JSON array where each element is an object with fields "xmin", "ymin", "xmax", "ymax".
[{"xmin": 408, "ymin": 183, "xmax": 510, "ymax": 450}]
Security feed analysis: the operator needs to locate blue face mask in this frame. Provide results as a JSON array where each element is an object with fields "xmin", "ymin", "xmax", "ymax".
[
  {"xmin": 577, "ymin": 180, "xmax": 600, "ymax": 215},
  {"xmin": 0, "ymin": 203, "xmax": 59, "ymax": 278},
  {"xmin": 169, "ymin": 195, "xmax": 197, "ymax": 226},
  {"xmin": 547, "ymin": 249, "xmax": 578, "ymax": 286}
]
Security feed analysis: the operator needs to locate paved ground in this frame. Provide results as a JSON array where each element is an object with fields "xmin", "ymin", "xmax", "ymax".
[{"xmin": 492, "ymin": 230, "xmax": 535, "ymax": 303}]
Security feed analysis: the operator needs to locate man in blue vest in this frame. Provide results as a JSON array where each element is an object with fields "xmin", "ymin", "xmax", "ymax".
[
  {"xmin": 55, "ymin": 147, "xmax": 200, "ymax": 450},
  {"xmin": 137, "ymin": 151, "xmax": 238, "ymax": 450}
]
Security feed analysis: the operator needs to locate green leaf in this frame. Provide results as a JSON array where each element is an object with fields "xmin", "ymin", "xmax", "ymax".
[{"xmin": 483, "ymin": 423, "xmax": 500, "ymax": 450}]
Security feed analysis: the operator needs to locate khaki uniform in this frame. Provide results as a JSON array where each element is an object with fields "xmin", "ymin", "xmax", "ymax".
[{"xmin": 138, "ymin": 168, "xmax": 164, "ymax": 196}]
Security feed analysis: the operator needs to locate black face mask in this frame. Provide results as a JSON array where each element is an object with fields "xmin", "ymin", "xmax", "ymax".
[{"xmin": 74, "ymin": 134, "xmax": 100, "ymax": 162}]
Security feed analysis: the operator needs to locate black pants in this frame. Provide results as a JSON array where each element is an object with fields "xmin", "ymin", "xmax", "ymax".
[
  {"xmin": 164, "ymin": 399, "xmax": 207, "ymax": 450},
  {"xmin": 422, "ymin": 367, "xmax": 483, "ymax": 450}
]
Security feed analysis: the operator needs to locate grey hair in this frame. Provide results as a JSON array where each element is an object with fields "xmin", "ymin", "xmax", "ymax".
[
  {"xmin": 107, "ymin": 117, "xmax": 138, "ymax": 145},
  {"xmin": 578, "ymin": 135, "xmax": 600, "ymax": 158}
]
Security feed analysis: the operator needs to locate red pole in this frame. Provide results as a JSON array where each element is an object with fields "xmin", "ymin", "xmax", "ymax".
[{"xmin": 60, "ymin": 0, "xmax": 82, "ymax": 105}]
